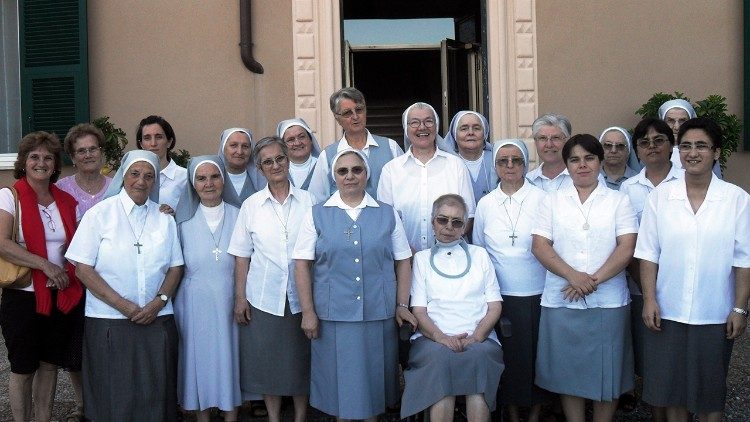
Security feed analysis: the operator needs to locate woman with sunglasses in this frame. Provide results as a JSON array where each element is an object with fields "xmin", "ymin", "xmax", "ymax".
[
  {"xmin": 294, "ymin": 148, "xmax": 416, "ymax": 421},
  {"xmin": 598, "ymin": 127, "xmax": 640, "ymax": 190},
  {"xmin": 228, "ymin": 136, "xmax": 314, "ymax": 422},
  {"xmin": 378, "ymin": 102, "xmax": 475, "ymax": 252},
  {"xmin": 635, "ymin": 117, "xmax": 749, "ymax": 421},
  {"xmin": 473, "ymin": 140, "xmax": 551, "ymax": 422},
  {"xmin": 532, "ymin": 134, "xmax": 638, "ymax": 422},
  {"xmin": 401, "ymin": 194, "xmax": 503, "ymax": 421}
]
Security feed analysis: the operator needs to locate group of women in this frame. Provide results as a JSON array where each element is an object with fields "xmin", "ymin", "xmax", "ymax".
[{"xmin": 0, "ymin": 89, "xmax": 746, "ymax": 422}]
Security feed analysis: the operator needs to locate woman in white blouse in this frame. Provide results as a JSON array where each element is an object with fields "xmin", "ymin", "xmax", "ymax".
[
  {"xmin": 377, "ymin": 102, "xmax": 475, "ymax": 252},
  {"xmin": 228, "ymin": 136, "xmax": 314, "ymax": 422},
  {"xmin": 635, "ymin": 117, "xmax": 749, "ymax": 421},
  {"xmin": 135, "ymin": 115, "xmax": 187, "ymax": 213},
  {"xmin": 65, "ymin": 150, "xmax": 184, "ymax": 421},
  {"xmin": 532, "ymin": 134, "xmax": 638, "ymax": 422},
  {"xmin": 473, "ymin": 139, "xmax": 550, "ymax": 422},
  {"xmin": 401, "ymin": 194, "xmax": 503, "ymax": 421}
]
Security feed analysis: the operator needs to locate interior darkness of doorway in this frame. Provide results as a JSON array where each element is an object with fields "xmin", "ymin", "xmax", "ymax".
[{"xmin": 342, "ymin": 0, "xmax": 485, "ymax": 146}]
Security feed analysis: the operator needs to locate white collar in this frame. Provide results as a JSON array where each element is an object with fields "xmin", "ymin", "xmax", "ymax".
[
  {"xmin": 323, "ymin": 191, "xmax": 379, "ymax": 210},
  {"xmin": 668, "ymin": 173, "xmax": 725, "ymax": 202},
  {"xmin": 494, "ymin": 180, "xmax": 532, "ymax": 205},
  {"xmin": 338, "ymin": 130, "xmax": 378, "ymax": 151},
  {"xmin": 118, "ymin": 189, "xmax": 152, "ymax": 214},
  {"xmin": 161, "ymin": 159, "xmax": 179, "ymax": 180},
  {"xmin": 260, "ymin": 183, "xmax": 296, "ymax": 205},
  {"xmin": 403, "ymin": 147, "xmax": 447, "ymax": 166}
]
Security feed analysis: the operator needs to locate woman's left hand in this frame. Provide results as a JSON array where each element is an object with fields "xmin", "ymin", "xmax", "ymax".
[
  {"xmin": 396, "ymin": 306, "xmax": 418, "ymax": 329},
  {"xmin": 131, "ymin": 298, "xmax": 163, "ymax": 325},
  {"xmin": 460, "ymin": 334, "xmax": 480, "ymax": 348},
  {"xmin": 42, "ymin": 261, "xmax": 70, "ymax": 290},
  {"xmin": 159, "ymin": 204, "xmax": 175, "ymax": 216},
  {"xmin": 726, "ymin": 312, "xmax": 748, "ymax": 339}
]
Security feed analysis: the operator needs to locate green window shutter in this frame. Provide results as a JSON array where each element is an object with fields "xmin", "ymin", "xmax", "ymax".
[{"xmin": 20, "ymin": 0, "xmax": 88, "ymax": 141}]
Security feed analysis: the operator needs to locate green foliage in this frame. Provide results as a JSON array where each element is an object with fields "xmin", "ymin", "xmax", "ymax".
[
  {"xmin": 636, "ymin": 93, "xmax": 742, "ymax": 172},
  {"xmin": 635, "ymin": 92, "xmax": 689, "ymax": 119},
  {"xmin": 170, "ymin": 149, "xmax": 191, "ymax": 168},
  {"xmin": 92, "ymin": 116, "xmax": 128, "ymax": 173}
]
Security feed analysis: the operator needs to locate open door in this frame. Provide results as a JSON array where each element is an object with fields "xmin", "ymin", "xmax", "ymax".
[
  {"xmin": 441, "ymin": 38, "xmax": 483, "ymax": 133},
  {"xmin": 344, "ymin": 41, "xmax": 354, "ymax": 87}
]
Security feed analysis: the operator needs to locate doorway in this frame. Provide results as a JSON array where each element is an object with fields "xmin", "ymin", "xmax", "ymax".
[{"xmin": 341, "ymin": 0, "xmax": 486, "ymax": 146}]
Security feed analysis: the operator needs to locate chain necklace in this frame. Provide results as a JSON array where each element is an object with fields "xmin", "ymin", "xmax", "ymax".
[
  {"xmin": 501, "ymin": 195, "xmax": 526, "ymax": 246},
  {"xmin": 208, "ymin": 214, "xmax": 226, "ymax": 261},
  {"xmin": 125, "ymin": 205, "xmax": 148, "ymax": 254},
  {"xmin": 270, "ymin": 199, "xmax": 291, "ymax": 241},
  {"xmin": 577, "ymin": 200, "xmax": 594, "ymax": 230}
]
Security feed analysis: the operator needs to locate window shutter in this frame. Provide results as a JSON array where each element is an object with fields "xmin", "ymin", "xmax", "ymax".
[{"xmin": 20, "ymin": 0, "xmax": 88, "ymax": 140}]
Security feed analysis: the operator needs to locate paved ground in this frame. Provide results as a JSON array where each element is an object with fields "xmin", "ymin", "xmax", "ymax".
[{"xmin": 0, "ymin": 318, "xmax": 747, "ymax": 421}]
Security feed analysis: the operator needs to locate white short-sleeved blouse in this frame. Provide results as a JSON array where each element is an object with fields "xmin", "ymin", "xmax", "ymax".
[
  {"xmin": 65, "ymin": 190, "xmax": 184, "ymax": 319},
  {"xmin": 634, "ymin": 175, "xmax": 750, "ymax": 324},
  {"xmin": 532, "ymin": 184, "xmax": 638, "ymax": 309}
]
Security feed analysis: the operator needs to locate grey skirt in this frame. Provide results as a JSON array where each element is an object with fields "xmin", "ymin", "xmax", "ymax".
[
  {"xmin": 629, "ymin": 295, "xmax": 647, "ymax": 377},
  {"xmin": 83, "ymin": 315, "xmax": 178, "ymax": 422},
  {"xmin": 535, "ymin": 306, "xmax": 634, "ymax": 401},
  {"xmin": 498, "ymin": 294, "xmax": 552, "ymax": 407},
  {"xmin": 401, "ymin": 336, "xmax": 504, "ymax": 418},
  {"xmin": 239, "ymin": 301, "xmax": 310, "ymax": 397},
  {"xmin": 642, "ymin": 319, "xmax": 734, "ymax": 414},
  {"xmin": 311, "ymin": 318, "xmax": 399, "ymax": 420}
]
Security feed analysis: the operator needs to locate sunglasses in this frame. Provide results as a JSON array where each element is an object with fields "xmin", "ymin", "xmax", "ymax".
[
  {"xmin": 434, "ymin": 215, "xmax": 465, "ymax": 229},
  {"xmin": 335, "ymin": 166, "xmax": 366, "ymax": 177}
]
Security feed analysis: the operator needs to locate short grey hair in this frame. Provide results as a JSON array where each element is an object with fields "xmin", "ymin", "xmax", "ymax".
[
  {"xmin": 431, "ymin": 194, "xmax": 468, "ymax": 222},
  {"xmin": 329, "ymin": 87, "xmax": 366, "ymax": 114},
  {"xmin": 253, "ymin": 136, "xmax": 288, "ymax": 168},
  {"xmin": 531, "ymin": 113, "xmax": 572, "ymax": 139}
]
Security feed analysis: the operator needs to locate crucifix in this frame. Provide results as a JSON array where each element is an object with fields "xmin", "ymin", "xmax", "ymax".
[
  {"xmin": 134, "ymin": 241, "xmax": 143, "ymax": 254},
  {"xmin": 212, "ymin": 247, "xmax": 222, "ymax": 261},
  {"xmin": 508, "ymin": 234, "xmax": 518, "ymax": 246},
  {"xmin": 344, "ymin": 227, "xmax": 354, "ymax": 241}
]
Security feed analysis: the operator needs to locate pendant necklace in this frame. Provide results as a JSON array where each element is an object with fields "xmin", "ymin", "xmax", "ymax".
[
  {"xmin": 501, "ymin": 195, "xmax": 526, "ymax": 246},
  {"xmin": 270, "ymin": 199, "xmax": 291, "ymax": 241},
  {"xmin": 577, "ymin": 200, "xmax": 594, "ymax": 230},
  {"xmin": 208, "ymin": 214, "xmax": 226, "ymax": 261},
  {"xmin": 126, "ymin": 206, "xmax": 148, "ymax": 254}
]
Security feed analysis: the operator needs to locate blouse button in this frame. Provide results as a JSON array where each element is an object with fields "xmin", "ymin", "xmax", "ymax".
[
  {"xmin": 353, "ymin": 225, "xmax": 357, "ymax": 229},
  {"xmin": 355, "ymin": 258, "xmax": 360, "ymax": 263},
  {"xmin": 356, "ymin": 276, "xmax": 361, "ymax": 281},
  {"xmin": 356, "ymin": 296, "xmax": 361, "ymax": 300},
  {"xmin": 354, "ymin": 241, "xmax": 359, "ymax": 245}
]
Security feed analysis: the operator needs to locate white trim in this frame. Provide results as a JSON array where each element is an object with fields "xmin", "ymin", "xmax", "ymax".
[{"xmin": 0, "ymin": 153, "xmax": 18, "ymax": 170}]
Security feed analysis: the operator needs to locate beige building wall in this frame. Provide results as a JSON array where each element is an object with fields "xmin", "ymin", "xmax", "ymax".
[
  {"xmin": 87, "ymin": 0, "xmax": 294, "ymax": 156},
  {"xmin": 536, "ymin": 0, "xmax": 749, "ymax": 190}
]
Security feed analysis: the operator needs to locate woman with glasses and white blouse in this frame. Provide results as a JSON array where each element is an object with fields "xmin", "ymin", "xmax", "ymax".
[
  {"xmin": 401, "ymin": 194, "xmax": 503, "ymax": 421},
  {"xmin": 378, "ymin": 102, "xmax": 475, "ymax": 252},
  {"xmin": 635, "ymin": 117, "xmax": 749, "ymax": 422},
  {"xmin": 532, "ymin": 134, "xmax": 638, "ymax": 422},
  {"xmin": 277, "ymin": 118, "xmax": 322, "ymax": 191},
  {"xmin": 228, "ymin": 137, "xmax": 315, "ymax": 422},
  {"xmin": 473, "ymin": 139, "xmax": 551, "ymax": 422}
]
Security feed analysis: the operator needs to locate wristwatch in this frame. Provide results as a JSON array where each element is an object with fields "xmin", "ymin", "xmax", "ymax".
[
  {"xmin": 157, "ymin": 293, "xmax": 169, "ymax": 303},
  {"xmin": 732, "ymin": 307, "xmax": 748, "ymax": 317}
]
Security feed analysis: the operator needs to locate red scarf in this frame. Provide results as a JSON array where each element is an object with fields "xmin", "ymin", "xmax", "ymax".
[{"xmin": 14, "ymin": 177, "xmax": 82, "ymax": 315}]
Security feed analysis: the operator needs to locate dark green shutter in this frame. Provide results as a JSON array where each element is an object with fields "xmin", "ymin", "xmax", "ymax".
[{"xmin": 20, "ymin": 0, "xmax": 88, "ymax": 142}]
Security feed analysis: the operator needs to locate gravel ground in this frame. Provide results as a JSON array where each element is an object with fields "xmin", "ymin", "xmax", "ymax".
[{"xmin": 1, "ymin": 326, "xmax": 747, "ymax": 421}]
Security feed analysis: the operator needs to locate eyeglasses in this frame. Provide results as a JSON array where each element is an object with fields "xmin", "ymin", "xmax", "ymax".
[
  {"xmin": 407, "ymin": 119, "xmax": 436, "ymax": 128},
  {"xmin": 602, "ymin": 142, "xmax": 627, "ymax": 152},
  {"xmin": 495, "ymin": 157, "xmax": 525, "ymax": 167},
  {"xmin": 41, "ymin": 208, "xmax": 56, "ymax": 232},
  {"xmin": 636, "ymin": 137, "xmax": 668, "ymax": 149},
  {"xmin": 336, "ymin": 106, "xmax": 366, "ymax": 119},
  {"xmin": 74, "ymin": 146, "xmax": 100, "ymax": 156},
  {"xmin": 284, "ymin": 133, "xmax": 310, "ymax": 145},
  {"xmin": 534, "ymin": 135, "xmax": 566, "ymax": 144},
  {"xmin": 677, "ymin": 142, "xmax": 714, "ymax": 153},
  {"xmin": 260, "ymin": 155, "xmax": 288, "ymax": 167},
  {"xmin": 334, "ymin": 166, "xmax": 366, "ymax": 177},
  {"xmin": 434, "ymin": 215, "xmax": 465, "ymax": 229}
]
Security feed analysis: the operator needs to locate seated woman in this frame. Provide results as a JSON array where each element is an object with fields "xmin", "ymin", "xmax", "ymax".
[{"xmin": 401, "ymin": 194, "xmax": 504, "ymax": 422}]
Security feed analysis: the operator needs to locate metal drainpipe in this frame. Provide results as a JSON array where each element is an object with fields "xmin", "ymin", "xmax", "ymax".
[{"xmin": 239, "ymin": 0, "xmax": 264, "ymax": 74}]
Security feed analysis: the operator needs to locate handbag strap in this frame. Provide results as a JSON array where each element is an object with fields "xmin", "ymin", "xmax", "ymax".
[{"xmin": 8, "ymin": 186, "xmax": 19, "ymax": 242}]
